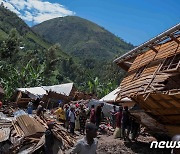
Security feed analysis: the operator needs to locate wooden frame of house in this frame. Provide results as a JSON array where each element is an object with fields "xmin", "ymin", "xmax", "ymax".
[{"xmin": 114, "ymin": 23, "xmax": 180, "ymax": 137}]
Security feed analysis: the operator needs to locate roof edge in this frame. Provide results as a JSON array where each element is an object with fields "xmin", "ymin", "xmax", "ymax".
[{"xmin": 114, "ymin": 23, "xmax": 180, "ymax": 64}]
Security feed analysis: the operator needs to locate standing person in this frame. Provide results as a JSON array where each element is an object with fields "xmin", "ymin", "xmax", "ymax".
[
  {"xmin": 130, "ymin": 116, "xmax": 140, "ymax": 141},
  {"xmin": 172, "ymin": 135, "xmax": 180, "ymax": 154},
  {"xmin": 27, "ymin": 101, "xmax": 33, "ymax": 114},
  {"xmin": 113, "ymin": 106, "xmax": 123, "ymax": 139},
  {"xmin": 58, "ymin": 100, "xmax": 63, "ymax": 107},
  {"xmin": 70, "ymin": 123, "xmax": 98, "ymax": 154},
  {"xmin": 110, "ymin": 105, "xmax": 117, "ymax": 128},
  {"xmin": 0, "ymin": 101, "xmax": 3, "ymax": 109},
  {"xmin": 90, "ymin": 105, "xmax": 96, "ymax": 124},
  {"xmin": 95, "ymin": 103, "xmax": 104, "ymax": 128},
  {"xmin": 33, "ymin": 98, "xmax": 40, "ymax": 109},
  {"xmin": 36, "ymin": 101, "xmax": 45, "ymax": 118},
  {"xmin": 130, "ymin": 117, "xmax": 140, "ymax": 141},
  {"xmin": 54, "ymin": 105, "xmax": 65, "ymax": 126},
  {"xmin": 75, "ymin": 106, "xmax": 80, "ymax": 131},
  {"xmin": 121, "ymin": 106, "xmax": 130, "ymax": 140},
  {"xmin": 44, "ymin": 121, "xmax": 55, "ymax": 154},
  {"xmin": 64, "ymin": 104, "xmax": 70, "ymax": 131},
  {"xmin": 69, "ymin": 106, "xmax": 76, "ymax": 135},
  {"xmin": 79, "ymin": 104, "xmax": 87, "ymax": 134}
]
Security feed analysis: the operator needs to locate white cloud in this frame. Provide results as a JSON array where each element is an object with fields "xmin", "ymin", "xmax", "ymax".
[{"xmin": 0, "ymin": 0, "xmax": 75, "ymax": 25}]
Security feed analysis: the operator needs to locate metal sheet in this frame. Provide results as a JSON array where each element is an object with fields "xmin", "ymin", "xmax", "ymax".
[{"xmin": 0, "ymin": 128, "xmax": 10, "ymax": 142}]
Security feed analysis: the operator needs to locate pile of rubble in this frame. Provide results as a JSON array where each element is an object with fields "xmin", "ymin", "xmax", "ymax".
[{"xmin": 0, "ymin": 108, "xmax": 76, "ymax": 154}]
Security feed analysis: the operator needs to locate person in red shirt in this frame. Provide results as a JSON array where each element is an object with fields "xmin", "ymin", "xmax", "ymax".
[
  {"xmin": 90, "ymin": 105, "xmax": 96, "ymax": 124},
  {"xmin": 0, "ymin": 101, "xmax": 2, "ymax": 108},
  {"xmin": 113, "ymin": 106, "xmax": 123, "ymax": 138}
]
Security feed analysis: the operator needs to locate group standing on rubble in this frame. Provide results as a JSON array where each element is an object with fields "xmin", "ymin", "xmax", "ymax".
[
  {"xmin": 31, "ymin": 99, "xmax": 140, "ymax": 153},
  {"xmin": 112, "ymin": 105, "xmax": 140, "ymax": 141},
  {"xmin": 52, "ymin": 101, "xmax": 140, "ymax": 142},
  {"xmin": 33, "ymin": 99, "xmax": 140, "ymax": 140}
]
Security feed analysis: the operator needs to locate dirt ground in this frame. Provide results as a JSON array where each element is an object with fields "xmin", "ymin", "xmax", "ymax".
[{"xmin": 97, "ymin": 134, "xmax": 171, "ymax": 154}]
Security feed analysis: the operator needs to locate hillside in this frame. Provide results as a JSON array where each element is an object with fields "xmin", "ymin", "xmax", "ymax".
[
  {"xmin": 32, "ymin": 16, "xmax": 134, "ymax": 89},
  {"xmin": 0, "ymin": 6, "xmax": 51, "ymax": 50},
  {"xmin": 0, "ymin": 6, "xmax": 134, "ymax": 98},
  {"xmin": 32, "ymin": 16, "xmax": 134, "ymax": 61},
  {"xmin": 0, "ymin": 6, "xmax": 83, "ymax": 98}
]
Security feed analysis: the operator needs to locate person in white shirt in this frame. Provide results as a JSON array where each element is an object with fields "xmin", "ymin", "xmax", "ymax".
[
  {"xmin": 70, "ymin": 123, "xmax": 98, "ymax": 154},
  {"xmin": 69, "ymin": 106, "xmax": 76, "ymax": 135},
  {"xmin": 171, "ymin": 135, "xmax": 180, "ymax": 154}
]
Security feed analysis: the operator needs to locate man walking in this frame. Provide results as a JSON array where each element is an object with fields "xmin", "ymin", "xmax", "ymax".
[
  {"xmin": 69, "ymin": 106, "xmax": 76, "ymax": 135},
  {"xmin": 70, "ymin": 123, "xmax": 98, "ymax": 154},
  {"xmin": 95, "ymin": 103, "xmax": 104, "ymax": 128},
  {"xmin": 113, "ymin": 106, "xmax": 123, "ymax": 138},
  {"xmin": 122, "ymin": 106, "xmax": 130, "ymax": 140},
  {"xmin": 44, "ymin": 121, "xmax": 55, "ymax": 154}
]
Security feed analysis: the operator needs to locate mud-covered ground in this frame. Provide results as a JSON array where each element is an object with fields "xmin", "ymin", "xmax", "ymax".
[
  {"xmin": 97, "ymin": 134, "xmax": 171, "ymax": 154},
  {"xmin": 65, "ymin": 131, "xmax": 172, "ymax": 154}
]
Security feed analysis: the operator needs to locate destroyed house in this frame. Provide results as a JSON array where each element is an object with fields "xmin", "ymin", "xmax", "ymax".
[
  {"xmin": 99, "ymin": 88, "xmax": 135, "ymax": 108},
  {"xmin": 114, "ymin": 23, "xmax": 180, "ymax": 137},
  {"xmin": 14, "ymin": 83, "xmax": 75, "ymax": 107}
]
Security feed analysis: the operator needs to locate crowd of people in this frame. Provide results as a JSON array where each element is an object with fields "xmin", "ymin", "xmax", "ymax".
[
  {"xmin": 27, "ymin": 100, "xmax": 141, "ymax": 153},
  {"xmin": 111, "ymin": 105, "xmax": 140, "ymax": 141},
  {"xmin": 53, "ymin": 102, "xmax": 104, "ymax": 136}
]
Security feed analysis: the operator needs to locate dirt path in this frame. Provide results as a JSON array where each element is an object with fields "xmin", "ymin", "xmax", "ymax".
[{"xmin": 97, "ymin": 135, "xmax": 171, "ymax": 154}]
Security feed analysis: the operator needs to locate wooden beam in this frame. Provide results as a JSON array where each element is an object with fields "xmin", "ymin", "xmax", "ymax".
[
  {"xmin": 117, "ymin": 62, "xmax": 129, "ymax": 71},
  {"xmin": 157, "ymin": 94, "xmax": 176, "ymax": 108},
  {"xmin": 168, "ymin": 95, "xmax": 180, "ymax": 104},
  {"xmin": 149, "ymin": 46, "xmax": 158, "ymax": 53},
  {"xmin": 124, "ymin": 61, "xmax": 133, "ymax": 65},
  {"xmin": 136, "ymin": 95, "xmax": 170, "ymax": 123},
  {"xmin": 131, "ymin": 97, "xmax": 149, "ymax": 111},
  {"xmin": 170, "ymin": 35, "xmax": 180, "ymax": 44},
  {"xmin": 148, "ymin": 95, "xmax": 166, "ymax": 109}
]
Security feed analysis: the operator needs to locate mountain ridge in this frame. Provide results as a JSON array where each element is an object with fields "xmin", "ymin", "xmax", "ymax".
[
  {"xmin": 32, "ymin": 16, "xmax": 134, "ymax": 62},
  {"xmin": 0, "ymin": 6, "xmax": 134, "ymax": 98}
]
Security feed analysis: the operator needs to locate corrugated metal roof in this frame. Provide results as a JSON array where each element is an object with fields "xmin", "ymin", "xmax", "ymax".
[
  {"xmin": 42, "ymin": 83, "xmax": 73, "ymax": 96},
  {"xmin": 114, "ymin": 23, "xmax": 180, "ymax": 64},
  {"xmin": 17, "ymin": 87, "xmax": 47, "ymax": 97},
  {"xmin": 99, "ymin": 88, "xmax": 119, "ymax": 102},
  {"xmin": 0, "ymin": 128, "xmax": 10, "ymax": 142},
  {"xmin": 17, "ymin": 83, "xmax": 74, "ymax": 99},
  {"xmin": 100, "ymin": 88, "xmax": 132, "ymax": 102}
]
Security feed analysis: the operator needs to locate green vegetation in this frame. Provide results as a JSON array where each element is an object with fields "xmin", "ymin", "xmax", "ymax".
[
  {"xmin": 0, "ymin": 6, "xmax": 133, "ymax": 99},
  {"xmin": 32, "ymin": 16, "xmax": 134, "ymax": 61},
  {"xmin": 32, "ymin": 16, "xmax": 133, "ymax": 87}
]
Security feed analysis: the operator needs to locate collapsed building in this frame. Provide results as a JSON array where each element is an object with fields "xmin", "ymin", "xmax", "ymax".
[
  {"xmin": 13, "ymin": 83, "xmax": 94, "ymax": 108},
  {"xmin": 99, "ymin": 88, "xmax": 135, "ymax": 108},
  {"xmin": 114, "ymin": 23, "xmax": 180, "ymax": 138}
]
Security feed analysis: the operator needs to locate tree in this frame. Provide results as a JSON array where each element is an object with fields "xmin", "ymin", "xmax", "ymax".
[
  {"xmin": 0, "ymin": 60, "xmax": 45, "ymax": 99},
  {"xmin": 0, "ymin": 28, "xmax": 21, "ymax": 62},
  {"xmin": 43, "ymin": 44, "xmax": 60, "ymax": 84}
]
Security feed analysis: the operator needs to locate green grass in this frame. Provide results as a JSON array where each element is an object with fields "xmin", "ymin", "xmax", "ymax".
[
  {"xmin": 0, "ymin": 29, "xmax": 7, "ymax": 41},
  {"xmin": 25, "ymin": 32, "xmax": 51, "ymax": 49}
]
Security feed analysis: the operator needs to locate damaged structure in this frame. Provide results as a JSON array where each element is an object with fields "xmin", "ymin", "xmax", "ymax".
[
  {"xmin": 114, "ymin": 23, "xmax": 180, "ymax": 138},
  {"xmin": 99, "ymin": 88, "xmax": 135, "ymax": 108},
  {"xmin": 0, "ymin": 110, "xmax": 76, "ymax": 153},
  {"xmin": 14, "ymin": 83, "xmax": 95, "ymax": 108},
  {"xmin": 14, "ymin": 83, "xmax": 75, "ymax": 107}
]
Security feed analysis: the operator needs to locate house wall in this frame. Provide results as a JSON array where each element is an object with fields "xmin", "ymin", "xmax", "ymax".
[
  {"xmin": 119, "ymin": 37, "xmax": 180, "ymax": 98},
  {"xmin": 117, "ymin": 37, "xmax": 180, "ymax": 137}
]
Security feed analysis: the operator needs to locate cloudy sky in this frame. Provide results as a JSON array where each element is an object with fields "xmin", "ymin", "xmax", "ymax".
[
  {"xmin": 1, "ymin": 0, "xmax": 75, "ymax": 25},
  {"xmin": 1, "ymin": 0, "xmax": 180, "ymax": 45}
]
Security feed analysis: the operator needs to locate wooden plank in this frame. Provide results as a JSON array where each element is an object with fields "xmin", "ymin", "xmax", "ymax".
[{"xmin": 128, "ymin": 38, "xmax": 180, "ymax": 72}]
